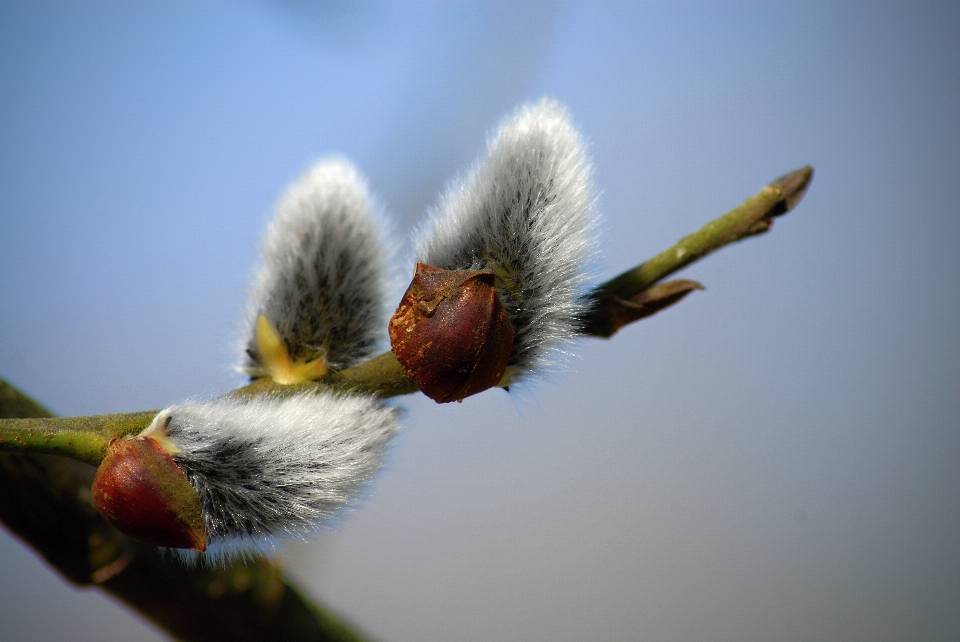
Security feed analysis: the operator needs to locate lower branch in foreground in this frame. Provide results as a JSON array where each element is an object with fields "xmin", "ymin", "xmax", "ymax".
[{"xmin": 0, "ymin": 379, "xmax": 370, "ymax": 642}]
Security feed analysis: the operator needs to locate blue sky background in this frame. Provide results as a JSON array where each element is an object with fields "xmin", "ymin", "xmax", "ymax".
[{"xmin": 1, "ymin": 2, "xmax": 958, "ymax": 641}]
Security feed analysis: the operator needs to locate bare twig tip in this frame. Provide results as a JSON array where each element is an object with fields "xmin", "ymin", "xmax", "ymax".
[{"xmin": 772, "ymin": 165, "xmax": 814, "ymax": 213}]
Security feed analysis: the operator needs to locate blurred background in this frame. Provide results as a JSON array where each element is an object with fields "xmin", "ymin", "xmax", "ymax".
[{"xmin": 1, "ymin": 2, "xmax": 958, "ymax": 641}]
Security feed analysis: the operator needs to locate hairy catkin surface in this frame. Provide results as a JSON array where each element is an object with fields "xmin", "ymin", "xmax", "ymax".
[
  {"xmin": 415, "ymin": 98, "xmax": 597, "ymax": 379},
  {"xmin": 153, "ymin": 394, "xmax": 397, "ymax": 552},
  {"xmin": 244, "ymin": 158, "xmax": 390, "ymax": 373}
]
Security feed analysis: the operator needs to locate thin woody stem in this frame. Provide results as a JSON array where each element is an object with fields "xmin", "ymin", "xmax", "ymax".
[
  {"xmin": 0, "ymin": 411, "xmax": 156, "ymax": 467},
  {"xmin": 580, "ymin": 165, "xmax": 813, "ymax": 337},
  {"xmin": 0, "ymin": 166, "xmax": 813, "ymax": 465},
  {"xmin": 594, "ymin": 165, "xmax": 812, "ymax": 299}
]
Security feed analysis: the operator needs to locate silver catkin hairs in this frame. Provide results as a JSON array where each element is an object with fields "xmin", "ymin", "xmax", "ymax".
[
  {"xmin": 242, "ymin": 158, "xmax": 392, "ymax": 383},
  {"xmin": 147, "ymin": 392, "xmax": 398, "ymax": 558},
  {"xmin": 414, "ymin": 97, "xmax": 599, "ymax": 383}
]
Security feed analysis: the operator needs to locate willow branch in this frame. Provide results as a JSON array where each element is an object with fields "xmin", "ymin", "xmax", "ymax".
[
  {"xmin": 0, "ymin": 411, "xmax": 156, "ymax": 467},
  {"xmin": 0, "ymin": 166, "xmax": 813, "ymax": 464},
  {"xmin": 0, "ymin": 379, "xmax": 371, "ymax": 642},
  {"xmin": 580, "ymin": 165, "xmax": 813, "ymax": 336}
]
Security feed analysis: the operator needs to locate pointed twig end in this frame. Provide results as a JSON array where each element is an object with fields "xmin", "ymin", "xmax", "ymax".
[{"xmin": 771, "ymin": 165, "xmax": 814, "ymax": 214}]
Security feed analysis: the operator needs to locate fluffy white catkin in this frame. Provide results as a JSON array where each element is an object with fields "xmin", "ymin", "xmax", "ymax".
[
  {"xmin": 415, "ymin": 97, "xmax": 598, "ymax": 380},
  {"xmin": 149, "ymin": 393, "xmax": 397, "ymax": 552},
  {"xmin": 243, "ymin": 158, "xmax": 390, "ymax": 375}
]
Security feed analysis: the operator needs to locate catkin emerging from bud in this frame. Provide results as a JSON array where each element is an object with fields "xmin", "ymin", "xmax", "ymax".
[
  {"xmin": 243, "ymin": 158, "xmax": 391, "ymax": 381},
  {"xmin": 144, "ymin": 392, "xmax": 397, "ymax": 556},
  {"xmin": 414, "ymin": 98, "xmax": 598, "ymax": 382}
]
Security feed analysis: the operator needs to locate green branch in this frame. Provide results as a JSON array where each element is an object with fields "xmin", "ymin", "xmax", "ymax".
[
  {"xmin": 597, "ymin": 166, "xmax": 811, "ymax": 298},
  {"xmin": 580, "ymin": 165, "xmax": 813, "ymax": 336},
  {"xmin": 0, "ymin": 166, "xmax": 813, "ymax": 465},
  {"xmin": 0, "ymin": 411, "xmax": 155, "ymax": 467},
  {"xmin": 0, "ymin": 380, "xmax": 371, "ymax": 642}
]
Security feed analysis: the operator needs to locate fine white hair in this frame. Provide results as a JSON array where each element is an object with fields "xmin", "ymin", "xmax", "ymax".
[
  {"xmin": 243, "ymin": 158, "xmax": 391, "ymax": 373},
  {"xmin": 414, "ymin": 97, "xmax": 598, "ymax": 381},
  {"xmin": 150, "ymin": 392, "xmax": 398, "ymax": 557}
]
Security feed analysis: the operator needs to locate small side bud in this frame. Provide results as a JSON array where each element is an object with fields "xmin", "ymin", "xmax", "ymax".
[
  {"xmin": 253, "ymin": 313, "xmax": 328, "ymax": 384},
  {"xmin": 92, "ymin": 434, "xmax": 207, "ymax": 551},
  {"xmin": 390, "ymin": 262, "xmax": 514, "ymax": 403}
]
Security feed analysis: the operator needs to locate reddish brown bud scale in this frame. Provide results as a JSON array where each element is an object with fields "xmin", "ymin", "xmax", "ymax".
[
  {"xmin": 390, "ymin": 262, "xmax": 515, "ymax": 403},
  {"xmin": 92, "ymin": 436, "xmax": 207, "ymax": 551}
]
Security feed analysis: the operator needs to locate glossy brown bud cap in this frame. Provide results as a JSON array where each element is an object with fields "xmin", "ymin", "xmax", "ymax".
[
  {"xmin": 390, "ymin": 262, "xmax": 515, "ymax": 403},
  {"xmin": 92, "ymin": 436, "xmax": 207, "ymax": 551}
]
